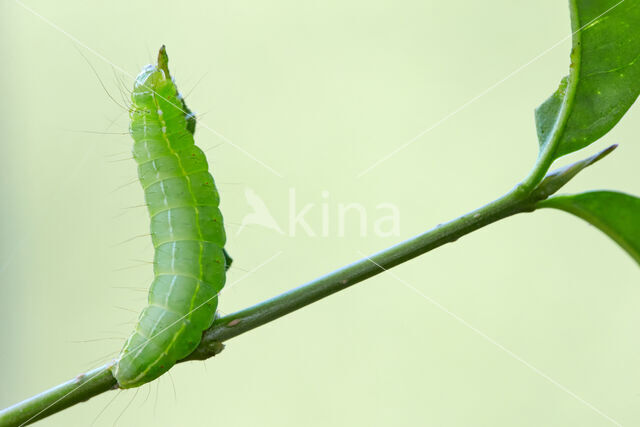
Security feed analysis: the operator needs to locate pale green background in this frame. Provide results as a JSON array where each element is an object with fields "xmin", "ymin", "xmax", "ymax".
[{"xmin": 1, "ymin": 1, "xmax": 639, "ymax": 426}]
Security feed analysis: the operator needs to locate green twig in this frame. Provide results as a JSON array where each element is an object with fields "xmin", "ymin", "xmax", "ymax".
[
  {"xmin": 0, "ymin": 366, "xmax": 117, "ymax": 426},
  {"xmin": 3, "ymin": 143, "xmax": 615, "ymax": 427},
  {"xmin": 0, "ymin": 180, "xmax": 546, "ymax": 426}
]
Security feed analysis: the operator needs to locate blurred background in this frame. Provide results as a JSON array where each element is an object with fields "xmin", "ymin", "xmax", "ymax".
[{"xmin": 1, "ymin": 1, "xmax": 639, "ymax": 426}]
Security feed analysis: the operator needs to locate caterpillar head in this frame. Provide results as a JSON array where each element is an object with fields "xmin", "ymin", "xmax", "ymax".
[
  {"xmin": 130, "ymin": 46, "xmax": 197, "ymax": 134},
  {"xmin": 131, "ymin": 45, "xmax": 174, "ymax": 106}
]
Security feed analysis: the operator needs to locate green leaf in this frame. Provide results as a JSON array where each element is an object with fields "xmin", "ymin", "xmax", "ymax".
[
  {"xmin": 535, "ymin": 0, "xmax": 640, "ymax": 160},
  {"xmin": 538, "ymin": 191, "xmax": 640, "ymax": 265}
]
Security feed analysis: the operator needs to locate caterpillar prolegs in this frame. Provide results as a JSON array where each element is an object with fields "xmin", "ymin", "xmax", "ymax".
[{"xmin": 113, "ymin": 46, "xmax": 230, "ymax": 388}]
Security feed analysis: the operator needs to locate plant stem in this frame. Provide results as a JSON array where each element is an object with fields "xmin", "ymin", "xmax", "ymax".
[
  {"xmin": 0, "ymin": 366, "xmax": 117, "ymax": 427},
  {"xmin": 188, "ymin": 187, "xmax": 535, "ymax": 358},
  {"xmin": 0, "ymin": 185, "xmax": 542, "ymax": 426}
]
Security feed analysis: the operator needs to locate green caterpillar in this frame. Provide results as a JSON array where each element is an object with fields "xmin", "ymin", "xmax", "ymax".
[{"xmin": 113, "ymin": 46, "xmax": 230, "ymax": 388}]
